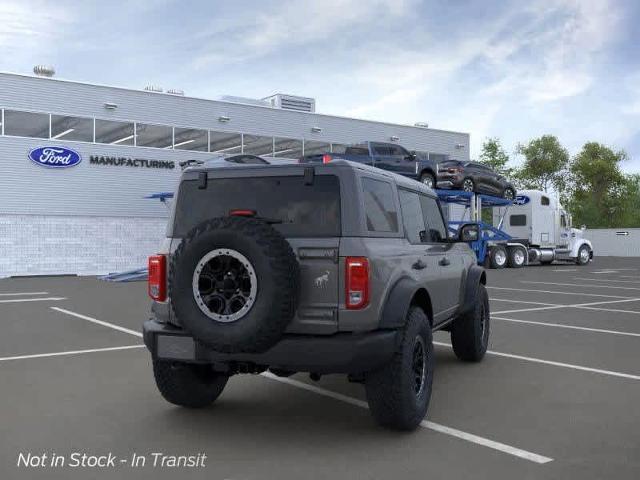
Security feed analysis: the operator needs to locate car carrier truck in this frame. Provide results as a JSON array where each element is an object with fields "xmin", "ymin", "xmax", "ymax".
[{"xmin": 491, "ymin": 189, "xmax": 593, "ymax": 267}]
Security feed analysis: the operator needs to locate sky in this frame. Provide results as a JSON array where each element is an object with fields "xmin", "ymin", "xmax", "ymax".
[{"xmin": 1, "ymin": 0, "xmax": 639, "ymax": 171}]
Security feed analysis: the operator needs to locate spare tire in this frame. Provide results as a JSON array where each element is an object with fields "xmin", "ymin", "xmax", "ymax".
[{"xmin": 169, "ymin": 217, "xmax": 299, "ymax": 353}]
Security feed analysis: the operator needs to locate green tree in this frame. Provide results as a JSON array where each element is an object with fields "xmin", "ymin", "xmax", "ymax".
[
  {"xmin": 515, "ymin": 135, "xmax": 569, "ymax": 194},
  {"xmin": 567, "ymin": 142, "xmax": 640, "ymax": 228},
  {"xmin": 478, "ymin": 137, "xmax": 512, "ymax": 176}
]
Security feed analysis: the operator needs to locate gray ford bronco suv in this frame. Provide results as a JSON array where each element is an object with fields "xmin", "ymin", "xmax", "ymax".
[{"xmin": 143, "ymin": 160, "xmax": 489, "ymax": 431}]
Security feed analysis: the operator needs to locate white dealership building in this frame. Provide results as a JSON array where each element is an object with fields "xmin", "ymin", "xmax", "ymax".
[{"xmin": 0, "ymin": 70, "xmax": 470, "ymax": 277}]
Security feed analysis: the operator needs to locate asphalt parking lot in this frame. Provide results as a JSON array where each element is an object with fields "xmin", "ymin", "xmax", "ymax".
[{"xmin": 1, "ymin": 257, "xmax": 639, "ymax": 479}]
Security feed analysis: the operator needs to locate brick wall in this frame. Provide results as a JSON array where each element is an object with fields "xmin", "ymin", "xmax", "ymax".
[{"xmin": 0, "ymin": 215, "xmax": 167, "ymax": 277}]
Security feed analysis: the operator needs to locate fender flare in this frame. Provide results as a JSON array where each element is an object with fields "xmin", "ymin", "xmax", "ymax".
[
  {"xmin": 459, "ymin": 265, "xmax": 487, "ymax": 315},
  {"xmin": 379, "ymin": 277, "xmax": 432, "ymax": 329},
  {"xmin": 570, "ymin": 238, "xmax": 593, "ymax": 258},
  {"xmin": 418, "ymin": 166, "xmax": 436, "ymax": 179}
]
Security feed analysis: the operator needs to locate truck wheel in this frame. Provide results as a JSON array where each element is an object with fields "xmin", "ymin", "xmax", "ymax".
[
  {"xmin": 419, "ymin": 172, "xmax": 435, "ymax": 189},
  {"xmin": 462, "ymin": 178, "xmax": 475, "ymax": 192},
  {"xmin": 365, "ymin": 306, "xmax": 433, "ymax": 431},
  {"xmin": 489, "ymin": 245, "xmax": 507, "ymax": 269},
  {"xmin": 507, "ymin": 246, "xmax": 526, "ymax": 268},
  {"xmin": 153, "ymin": 360, "xmax": 229, "ymax": 408},
  {"xmin": 451, "ymin": 284, "xmax": 490, "ymax": 361},
  {"xmin": 576, "ymin": 244, "xmax": 591, "ymax": 265},
  {"xmin": 169, "ymin": 217, "xmax": 299, "ymax": 353}
]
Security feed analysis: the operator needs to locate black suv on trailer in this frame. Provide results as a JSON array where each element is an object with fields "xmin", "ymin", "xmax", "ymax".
[
  {"xmin": 437, "ymin": 160, "xmax": 516, "ymax": 199},
  {"xmin": 143, "ymin": 160, "xmax": 490, "ymax": 430}
]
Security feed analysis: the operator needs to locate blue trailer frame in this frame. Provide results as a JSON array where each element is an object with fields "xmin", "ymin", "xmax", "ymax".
[{"xmin": 435, "ymin": 189, "xmax": 514, "ymax": 264}]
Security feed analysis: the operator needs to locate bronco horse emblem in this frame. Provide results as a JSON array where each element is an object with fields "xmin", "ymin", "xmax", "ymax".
[{"xmin": 314, "ymin": 271, "xmax": 330, "ymax": 287}]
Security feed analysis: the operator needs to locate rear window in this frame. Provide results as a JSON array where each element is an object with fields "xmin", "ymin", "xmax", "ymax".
[
  {"xmin": 172, "ymin": 175, "xmax": 341, "ymax": 237},
  {"xmin": 345, "ymin": 146, "xmax": 369, "ymax": 156}
]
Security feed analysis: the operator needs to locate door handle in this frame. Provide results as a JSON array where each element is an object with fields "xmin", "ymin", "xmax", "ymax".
[
  {"xmin": 412, "ymin": 259, "xmax": 427, "ymax": 270},
  {"xmin": 439, "ymin": 257, "xmax": 450, "ymax": 266}
]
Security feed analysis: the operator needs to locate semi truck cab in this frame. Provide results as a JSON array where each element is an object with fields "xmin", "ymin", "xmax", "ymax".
[{"xmin": 493, "ymin": 190, "xmax": 593, "ymax": 265}]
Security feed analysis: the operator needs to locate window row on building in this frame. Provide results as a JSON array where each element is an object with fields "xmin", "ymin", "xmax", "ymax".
[{"xmin": 0, "ymin": 108, "xmax": 350, "ymax": 157}]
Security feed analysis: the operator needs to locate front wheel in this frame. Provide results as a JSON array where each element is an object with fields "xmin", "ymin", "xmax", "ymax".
[
  {"xmin": 365, "ymin": 307, "xmax": 434, "ymax": 431},
  {"xmin": 451, "ymin": 284, "xmax": 490, "ymax": 361},
  {"xmin": 462, "ymin": 178, "xmax": 475, "ymax": 192},
  {"xmin": 419, "ymin": 172, "xmax": 436, "ymax": 189},
  {"xmin": 153, "ymin": 360, "xmax": 229, "ymax": 408},
  {"xmin": 576, "ymin": 244, "xmax": 591, "ymax": 265}
]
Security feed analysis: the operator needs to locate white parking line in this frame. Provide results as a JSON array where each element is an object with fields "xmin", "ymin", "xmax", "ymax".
[
  {"xmin": 493, "ymin": 316, "xmax": 640, "ymax": 338},
  {"xmin": 434, "ymin": 342, "xmax": 640, "ymax": 381},
  {"xmin": 491, "ymin": 298, "xmax": 558, "ymax": 306},
  {"xmin": 51, "ymin": 307, "xmax": 143, "ymax": 338},
  {"xmin": 521, "ymin": 281, "xmax": 640, "ymax": 291},
  {"xmin": 0, "ymin": 297, "xmax": 67, "ymax": 304},
  {"xmin": 0, "ymin": 345, "xmax": 144, "ymax": 362},
  {"xmin": 552, "ymin": 269, "xmax": 576, "ymax": 272},
  {"xmin": 488, "ymin": 286, "xmax": 632, "ymax": 299},
  {"xmin": 492, "ymin": 297, "xmax": 640, "ymax": 315},
  {"xmin": 573, "ymin": 277, "xmax": 640, "ymax": 284},
  {"xmin": 0, "ymin": 292, "xmax": 49, "ymax": 296},
  {"xmin": 577, "ymin": 306, "xmax": 640, "ymax": 315},
  {"xmin": 262, "ymin": 372, "xmax": 553, "ymax": 464}
]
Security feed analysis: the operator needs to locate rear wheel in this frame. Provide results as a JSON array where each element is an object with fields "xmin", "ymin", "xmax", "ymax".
[
  {"xmin": 507, "ymin": 246, "xmax": 526, "ymax": 268},
  {"xmin": 489, "ymin": 245, "xmax": 507, "ymax": 269},
  {"xmin": 365, "ymin": 307, "xmax": 433, "ymax": 431},
  {"xmin": 419, "ymin": 172, "xmax": 436, "ymax": 189},
  {"xmin": 153, "ymin": 360, "xmax": 229, "ymax": 408},
  {"xmin": 503, "ymin": 187, "xmax": 515, "ymax": 200},
  {"xmin": 451, "ymin": 284, "xmax": 490, "ymax": 361}
]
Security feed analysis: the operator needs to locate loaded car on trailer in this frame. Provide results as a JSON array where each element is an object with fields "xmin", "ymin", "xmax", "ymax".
[
  {"xmin": 143, "ymin": 159, "xmax": 490, "ymax": 431},
  {"xmin": 437, "ymin": 160, "xmax": 517, "ymax": 200},
  {"xmin": 300, "ymin": 141, "xmax": 440, "ymax": 189}
]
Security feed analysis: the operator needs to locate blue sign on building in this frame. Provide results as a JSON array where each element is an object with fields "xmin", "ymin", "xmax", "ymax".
[{"xmin": 29, "ymin": 146, "xmax": 82, "ymax": 168}]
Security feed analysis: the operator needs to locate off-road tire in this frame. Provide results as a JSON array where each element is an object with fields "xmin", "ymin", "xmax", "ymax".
[
  {"xmin": 365, "ymin": 307, "xmax": 434, "ymax": 431},
  {"xmin": 419, "ymin": 172, "xmax": 436, "ymax": 189},
  {"xmin": 153, "ymin": 360, "xmax": 228, "ymax": 408},
  {"xmin": 489, "ymin": 245, "xmax": 507, "ymax": 269},
  {"xmin": 451, "ymin": 284, "xmax": 490, "ymax": 361},
  {"xmin": 576, "ymin": 244, "xmax": 591, "ymax": 266},
  {"xmin": 507, "ymin": 246, "xmax": 526, "ymax": 268},
  {"xmin": 169, "ymin": 217, "xmax": 299, "ymax": 353}
]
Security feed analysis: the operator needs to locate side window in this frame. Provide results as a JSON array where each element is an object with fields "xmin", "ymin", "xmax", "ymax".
[
  {"xmin": 419, "ymin": 195, "xmax": 447, "ymax": 242},
  {"xmin": 372, "ymin": 144, "xmax": 390, "ymax": 156},
  {"xmin": 560, "ymin": 214, "xmax": 567, "ymax": 228},
  {"xmin": 388, "ymin": 145, "xmax": 408, "ymax": 157},
  {"xmin": 510, "ymin": 214, "xmax": 527, "ymax": 226},
  {"xmin": 398, "ymin": 189, "xmax": 426, "ymax": 243},
  {"xmin": 541, "ymin": 196, "xmax": 550, "ymax": 206},
  {"xmin": 362, "ymin": 178, "xmax": 399, "ymax": 233}
]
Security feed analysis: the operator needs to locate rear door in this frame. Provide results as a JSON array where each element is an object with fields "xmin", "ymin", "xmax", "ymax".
[
  {"xmin": 419, "ymin": 194, "xmax": 464, "ymax": 321},
  {"xmin": 371, "ymin": 143, "xmax": 394, "ymax": 171},
  {"xmin": 171, "ymin": 171, "xmax": 342, "ymax": 335}
]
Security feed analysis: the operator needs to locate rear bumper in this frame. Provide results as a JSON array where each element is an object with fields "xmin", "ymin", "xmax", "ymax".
[{"xmin": 143, "ymin": 319, "xmax": 398, "ymax": 374}]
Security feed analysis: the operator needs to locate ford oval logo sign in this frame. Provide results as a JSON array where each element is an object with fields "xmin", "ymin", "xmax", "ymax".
[
  {"xmin": 514, "ymin": 195, "xmax": 530, "ymax": 205},
  {"xmin": 28, "ymin": 146, "xmax": 82, "ymax": 168}
]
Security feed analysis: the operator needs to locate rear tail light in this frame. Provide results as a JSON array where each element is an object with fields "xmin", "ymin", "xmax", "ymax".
[
  {"xmin": 322, "ymin": 154, "xmax": 332, "ymax": 164},
  {"xmin": 148, "ymin": 255, "xmax": 167, "ymax": 301},
  {"xmin": 345, "ymin": 257, "xmax": 369, "ymax": 309},
  {"xmin": 229, "ymin": 209, "xmax": 256, "ymax": 217}
]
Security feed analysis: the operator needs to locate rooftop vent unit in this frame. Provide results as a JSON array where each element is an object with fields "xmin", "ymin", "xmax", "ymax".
[
  {"xmin": 219, "ymin": 95, "xmax": 271, "ymax": 107},
  {"xmin": 263, "ymin": 94, "xmax": 316, "ymax": 113},
  {"xmin": 33, "ymin": 65, "xmax": 55, "ymax": 77},
  {"xmin": 167, "ymin": 89, "xmax": 184, "ymax": 96},
  {"xmin": 144, "ymin": 85, "xmax": 163, "ymax": 93},
  {"xmin": 414, "ymin": 122, "xmax": 429, "ymax": 128}
]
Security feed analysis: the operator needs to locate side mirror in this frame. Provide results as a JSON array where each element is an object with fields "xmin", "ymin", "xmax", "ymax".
[
  {"xmin": 406, "ymin": 151, "xmax": 417, "ymax": 161},
  {"xmin": 459, "ymin": 223, "xmax": 479, "ymax": 242}
]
